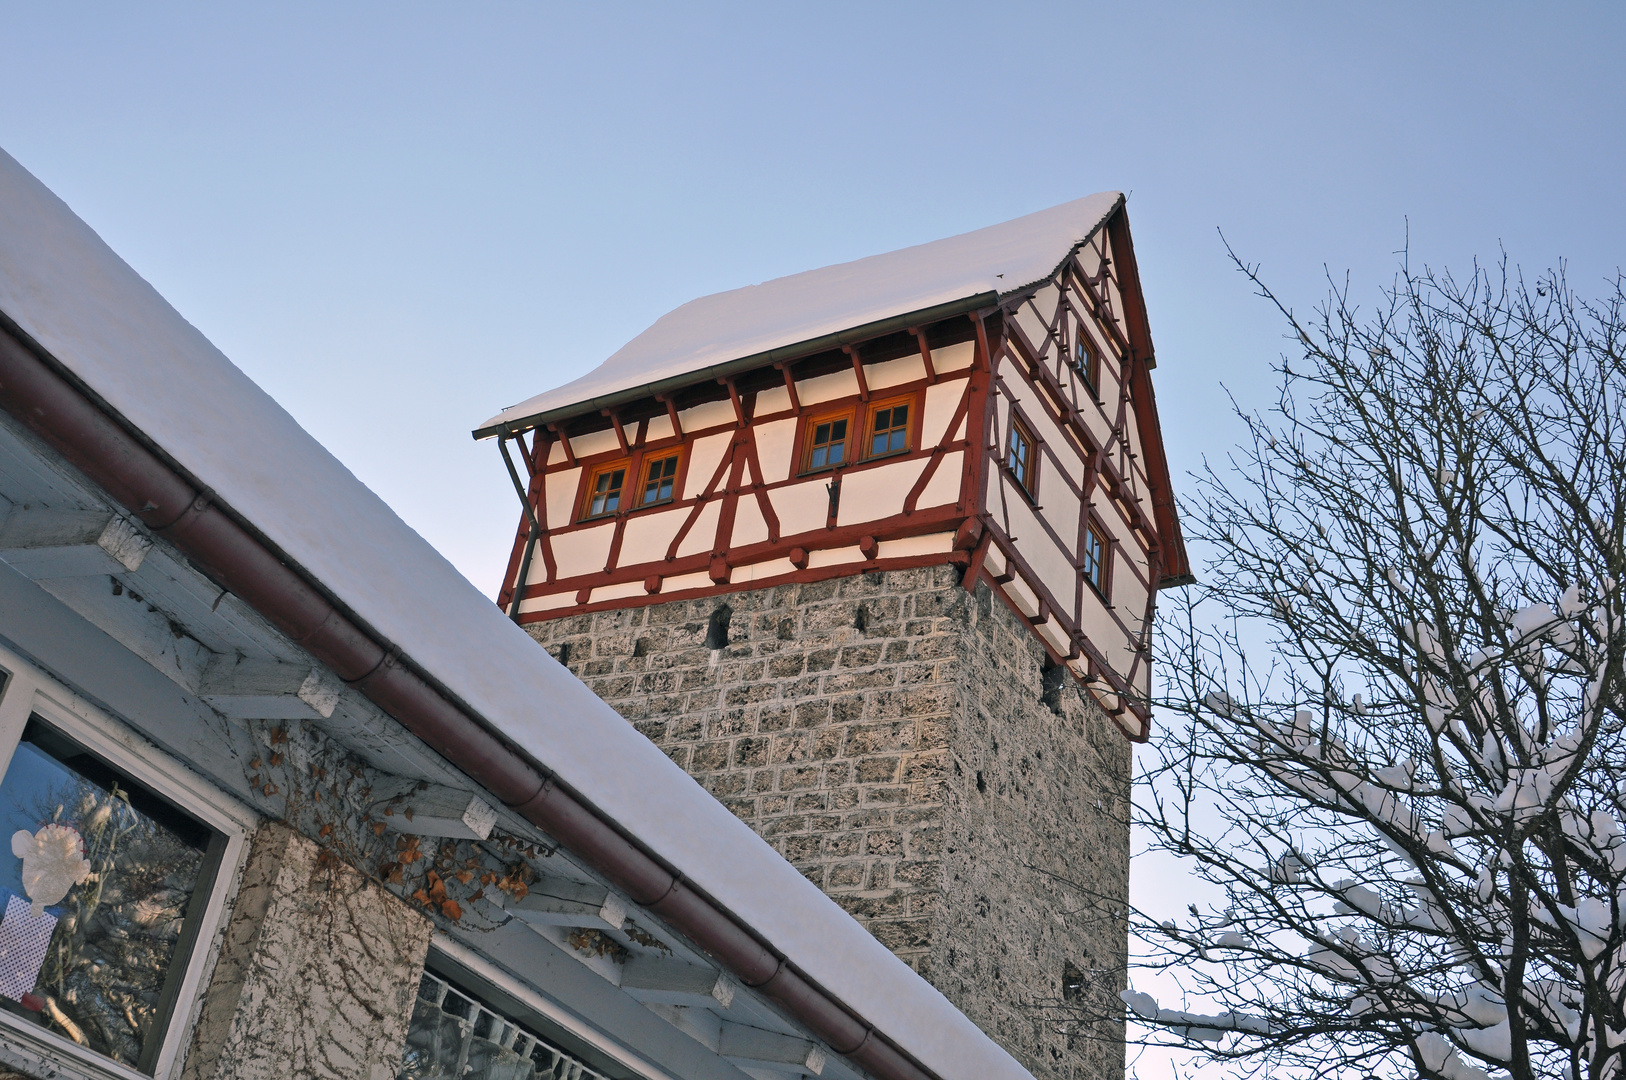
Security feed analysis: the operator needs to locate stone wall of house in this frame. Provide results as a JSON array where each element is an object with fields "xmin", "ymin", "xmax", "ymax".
[
  {"xmin": 527, "ymin": 565, "xmax": 1132, "ymax": 1080},
  {"xmin": 182, "ymin": 823, "xmax": 432, "ymax": 1080}
]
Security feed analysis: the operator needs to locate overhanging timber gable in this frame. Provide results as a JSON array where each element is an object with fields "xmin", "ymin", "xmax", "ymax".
[{"xmin": 484, "ymin": 198, "xmax": 1189, "ymax": 739}]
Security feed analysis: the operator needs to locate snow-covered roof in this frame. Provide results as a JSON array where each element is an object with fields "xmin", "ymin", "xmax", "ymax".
[
  {"xmin": 477, "ymin": 191, "xmax": 1124, "ymax": 437},
  {"xmin": 0, "ymin": 148, "xmax": 1033, "ymax": 1080}
]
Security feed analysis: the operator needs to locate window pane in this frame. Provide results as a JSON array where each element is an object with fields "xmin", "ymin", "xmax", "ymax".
[
  {"xmin": 828, "ymin": 443, "xmax": 844, "ymax": 464},
  {"xmin": 0, "ymin": 720, "xmax": 214, "ymax": 1069},
  {"xmin": 891, "ymin": 404, "xmax": 907, "ymax": 427},
  {"xmin": 1084, "ymin": 528, "xmax": 1105, "ymax": 589},
  {"xmin": 642, "ymin": 455, "xmax": 678, "ymax": 504},
  {"xmin": 830, "ymin": 419, "xmax": 846, "ymax": 441},
  {"xmin": 814, "ymin": 422, "xmax": 831, "ymax": 445}
]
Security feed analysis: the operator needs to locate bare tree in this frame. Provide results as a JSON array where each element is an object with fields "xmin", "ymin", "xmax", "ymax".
[{"xmin": 1119, "ymin": 253, "xmax": 1626, "ymax": 1080}]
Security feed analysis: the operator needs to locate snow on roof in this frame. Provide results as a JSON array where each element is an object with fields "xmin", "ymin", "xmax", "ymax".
[
  {"xmin": 478, "ymin": 191, "xmax": 1124, "ymax": 436},
  {"xmin": 0, "ymin": 148, "xmax": 1033, "ymax": 1080}
]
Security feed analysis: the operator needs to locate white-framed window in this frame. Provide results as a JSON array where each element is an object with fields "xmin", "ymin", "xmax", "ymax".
[{"xmin": 0, "ymin": 644, "xmax": 251, "ymax": 1080}]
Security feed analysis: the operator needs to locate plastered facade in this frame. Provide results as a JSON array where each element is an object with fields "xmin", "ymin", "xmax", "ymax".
[{"xmin": 527, "ymin": 565, "xmax": 1131, "ymax": 1080}]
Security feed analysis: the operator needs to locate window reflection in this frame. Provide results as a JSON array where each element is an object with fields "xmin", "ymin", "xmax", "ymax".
[{"xmin": 0, "ymin": 720, "xmax": 216, "ymax": 1071}]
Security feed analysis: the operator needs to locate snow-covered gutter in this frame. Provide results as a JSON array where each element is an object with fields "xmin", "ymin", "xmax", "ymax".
[{"xmin": 0, "ymin": 313, "xmax": 938, "ymax": 1080}]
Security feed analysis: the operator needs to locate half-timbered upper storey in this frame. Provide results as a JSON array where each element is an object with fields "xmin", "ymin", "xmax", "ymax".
[{"xmin": 476, "ymin": 194, "xmax": 1191, "ymax": 737}]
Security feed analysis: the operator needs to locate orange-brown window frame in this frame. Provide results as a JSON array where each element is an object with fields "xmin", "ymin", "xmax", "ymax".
[
  {"xmin": 862, "ymin": 394, "xmax": 916, "ymax": 460},
  {"xmin": 799, "ymin": 408, "xmax": 856, "ymax": 474},
  {"xmin": 637, "ymin": 448, "xmax": 683, "ymax": 508},
  {"xmin": 1005, "ymin": 415, "xmax": 1038, "ymax": 498},
  {"xmin": 578, "ymin": 459, "xmax": 630, "ymax": 521},
  {"xmin": 1072, "ymin": 331, "xmax": 1101, "ymax": 396},
  {"xmin": 1082, "ymin": 517, "xmax": 1110, "ymax": 598}
]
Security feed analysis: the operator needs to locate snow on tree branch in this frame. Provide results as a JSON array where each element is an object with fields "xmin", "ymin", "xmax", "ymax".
[{"xmin": 1098, "ymin": 255, "xmax": 1626, "ymax": 1080}]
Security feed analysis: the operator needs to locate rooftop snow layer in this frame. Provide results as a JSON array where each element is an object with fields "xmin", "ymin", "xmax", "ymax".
[
  {"xmin": 0, "ymin": 147, "xmax": 1034, "ymax": 1080},
  {"xmin": 478, "ymin": 191, "xmax": 1123, "ymax": 435}
]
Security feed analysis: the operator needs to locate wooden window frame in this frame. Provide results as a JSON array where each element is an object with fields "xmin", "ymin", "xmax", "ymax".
[
  {"xmin": 1081, "ymin": 516, "xmax": 1111, "ymax": 600},
  {"xmin": 861, "ymin": 393, "xmax": 918, "ymax": 462},
  {"xmin": 578, "ymin": 459, "xmax": 631, "ymax": 521},
  {"xmin": 1004, "ymin": 411, "xmax": 1039, "ymax": 500},
  {"xmin": 797, "ymin": 408, "xmax": 857, "ymax": 476},
  {"xmin": 636, "ymin": 448, "xmax": 684, "ymax": 508},
  {"xmin": 1071, "ymin": 330, "xmax": 1101, "ymax": 397}
]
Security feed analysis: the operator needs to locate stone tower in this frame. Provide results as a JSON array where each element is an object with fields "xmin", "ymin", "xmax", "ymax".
[{"xmin": 476, "ymin": 194, "xmax": 1190, "ymax": 1080}]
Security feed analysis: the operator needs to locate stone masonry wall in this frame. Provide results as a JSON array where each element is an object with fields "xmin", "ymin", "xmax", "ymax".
[{"xmin": 527, "ymin": 565, "xmax": 1131, "ymax": 1080}]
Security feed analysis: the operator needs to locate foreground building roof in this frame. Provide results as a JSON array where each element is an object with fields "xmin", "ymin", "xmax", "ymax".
[{"xmin": 0, "ymin": 148, "xmax": 1030, "ymax": 1080}]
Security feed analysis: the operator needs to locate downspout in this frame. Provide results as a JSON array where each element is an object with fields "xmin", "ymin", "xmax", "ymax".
[{"xmin": 0, "ymin": 321, "xmax": 934, "ymax": 1080}]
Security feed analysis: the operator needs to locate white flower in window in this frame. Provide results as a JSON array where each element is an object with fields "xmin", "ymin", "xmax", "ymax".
[{"xmin": 12, "ymin": 824, "xmax": 92, "ymax": 916}]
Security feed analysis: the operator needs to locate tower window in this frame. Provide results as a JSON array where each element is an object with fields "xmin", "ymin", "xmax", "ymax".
[
  {"xmin": 581, "ymin": 463, "xmax": 627, "ymax": 519},
  {"xmin": 1083, "ymin": 521, "xmax": 1109, "ymax": 596},
  {"xmin": 866, "ymin": 398, "xmax": 911, "ymax": 457},
  {"xmin": 1072, "ymin": 335, "xmax": 1100, "ymax": 394},
  {"xmin": 803, "ymin": 413, "xmax": 851, "ymax": 472},
  {"xmin": 1006, "ymin": 418, "xmax": 1037, "ymax": 496},
  {"xmin": 640, "ymin": 451, "xmax": 681, "ymax": 506}
]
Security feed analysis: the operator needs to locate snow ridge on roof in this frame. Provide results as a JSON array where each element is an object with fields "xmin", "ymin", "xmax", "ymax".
[
  {"xmin": 479, "ymin": 192, "xmax": 1123, "ymax": 435},
  {"xmin": 0, "ymin": 147, "xmax": 1035, "ymax": 1080}
]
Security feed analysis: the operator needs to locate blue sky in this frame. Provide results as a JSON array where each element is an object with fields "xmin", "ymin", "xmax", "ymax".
[{"xmin": 5, "ymin": 3, "xmax": 1620, "ymax": 597}]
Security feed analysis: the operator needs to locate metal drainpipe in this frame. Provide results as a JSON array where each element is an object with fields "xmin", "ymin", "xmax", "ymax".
[{"xmin": 0, "ymin": 320, "xmax": 935, "ymax": 1080}]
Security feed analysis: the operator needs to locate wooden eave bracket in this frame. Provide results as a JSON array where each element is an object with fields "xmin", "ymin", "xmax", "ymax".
[
  {"xmin": 844, "ymin": 345, "xmax": 870, "ymax": 401},
  {"xmin": 907, "ymin": 326, "xmax": 938, "ymax": 382},
  {"xmin": 602, "ymin": 409, "xmax": 630, "ymax": 454}
]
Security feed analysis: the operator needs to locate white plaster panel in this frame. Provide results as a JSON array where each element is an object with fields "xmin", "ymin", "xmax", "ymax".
[
  {"xmin": 807, "ymin": 545, "xmax": 863, "ymax": 569},
  {"xmin": 866, "ymin": 354, "xmax": 926, "ymax": 390},
  {"xmin": 518, "ymin": 591, "xmax": 576, "ymax": 615},
  {"xmin": 730, "ymin": 496, "xmax": 770, "ymax": 548},
  {"xmin": 590, "ymin": 580, "xmax": 649, "ymax": 603},
  {"xmin": 876, "ymin": 532, "xmax": 953, "ymax": 559},
  {"xmin": 684, "ymin": 433, "xmax": 733, "ymax": 499},
  {"xmin": 619, "ymin": 509, "xmax": 685, "ymax": 565},
  {"xmin": 735, "ymin": 557, "xmax": 799, "ymax": 584},
  {"xmin": 1004, "ymin": 481, "xmax": 1076, "ymax": 611},
  {"xmin": 659, "ymin": 570, "xmax": 713, "ymax": 594},
  {"xmin": 767, "ymin": 481, "xmax": 830, "ymax": 539},
  {"xmin": 1000, "ymin": 576, "xmax": 1041, "ymax": 620},
  {"xmin": 836, "ymin": 458, "xmax": 926, "ymax": 528},
  {"xmin": 569, "ymin": 429, "xmax": 620, "ymax": 460},
  {"xmin": 644, "ymin": 414, "xmax": 675, "ymax": 443},
  {"xmin": 754, "ymin": 385, "xmax": 790, "ymax": 415},
  {"xmin": 544, "ymin": 468, "xmax": 582, "ymax": 530},
  {"xmin": 922, "ymin": 382, "xmax": 964, "ymax": 447},
  {"xmin": 547, "ymin": 441, "xmax": 568, "ymax": 467},
  {"xmin": 1012, "ymin": 299, "xmax": 1053, "ymax": 359},
  {"xmin": 796, "ymin": 368, "xmax": 859, "ymax": 406},
  {"xmin": 752, "ymin": 418, "xmax": 798, "ymax": 482},
  {"xmin": 916, "ymin": 450, "xmax": 964, "ymax": 511},
  {"xmin": 550, "ymin": 522, "xmax": 614, "ymax": 578},
  {"xmin": 1042, "ymin": 445, "xmax": 1084, "ymax": 499},
  {"xmin": 675, "ymin": 501, "xmax": 721, "ymax": 559},
  {"xmin": 679, "ymin": 399, "xmax": 737, "ymax": 434},
  {"xmin": 931, "ymin": 340, "xmax": 975, "ymax": 373}
]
